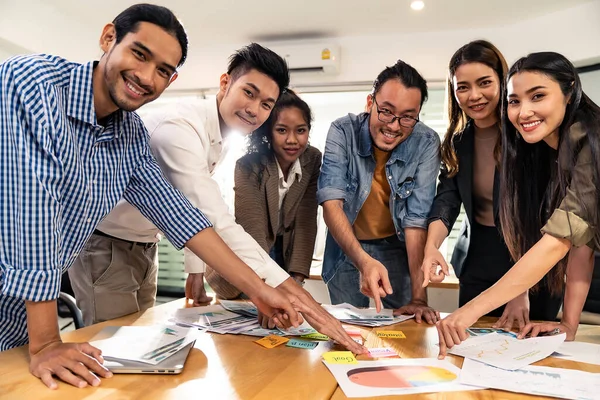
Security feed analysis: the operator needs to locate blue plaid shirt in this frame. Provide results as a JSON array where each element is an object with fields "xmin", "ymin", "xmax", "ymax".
[{"xmin": 0, "ymin": 54, "xmax": 212, "ymax": 350}]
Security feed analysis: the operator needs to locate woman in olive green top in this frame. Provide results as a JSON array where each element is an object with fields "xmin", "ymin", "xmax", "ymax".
[{"xmin": 435, "ymin": 52, "xmax": 600, "ymax": 356}]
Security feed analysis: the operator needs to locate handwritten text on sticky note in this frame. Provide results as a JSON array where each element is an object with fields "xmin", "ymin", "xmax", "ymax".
[
  {"xmin": 286, "ymin": 339, "xmax": 318, "ymax": 350},
  {"xmin": 376, "ymin": 330, "xmax": 406, "ymax": 339},
  {"xmin": 301, "ymin": 332, "xmax": 330, "ymax": 341},
  {"xmin": 323, "ymin": 351, "xmax": 358, "ymax": 364},
  {"xmin": 367, "ymin": 347, "xmax": 399, "ymax": 358},
  {"xmin": 255, "ymin": 335, "xmax": 289, "ymax": 348}
]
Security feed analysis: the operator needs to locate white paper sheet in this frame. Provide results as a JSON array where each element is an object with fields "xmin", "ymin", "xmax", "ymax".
[
  {"xmin": 172, "ymin": 305, "xmax": 257, "ymax": 334},
  {"xmin": 90, "ymin": 325, "xmax": 197, "ymax": 365},
  {"xmin": 322, "ymin": 303, "xmax": 414, "ymax": 327},
  {"xmin": 460, "ymin": 358, "xmax": 600, "ymax": 400},
  {"xmin": 448, "ymin": 332, "xmax": 566, "ymax": 370},
  {"xmin": 323, "ymin": 303, "xmax": 393, "ymax": 319},
  {"xmin": 219, "ymin": 300, "xmax": 258, "ymax": 318},
  {"xmin": 323, "ymin": 358, "xmax": 482, "ymax": 398},
  {"xmin": 278, "ymin": 320, "xmax": 317, "ymax": 336},
  {"xmin": 552, "ymin": 341, "xmax": 600, "ymax": 366},
  {"xmin": 172, "ymin": 305, "xmax": 317, "ymax": 336}
]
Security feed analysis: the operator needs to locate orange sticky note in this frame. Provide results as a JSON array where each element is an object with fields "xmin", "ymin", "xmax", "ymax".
[
  {"xmin": 255, "ymin": 335, "xmax": 289, "ymax": 349},
  {"xmin": 376, "ymin": 330, "xmax": 406, "ymax": 339},
  {"xmin": 322, "ymin": 351, "xmax": 358, "ymax": 364}
]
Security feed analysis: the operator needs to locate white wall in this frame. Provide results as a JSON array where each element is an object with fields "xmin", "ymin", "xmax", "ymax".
[
  {"xmin": 173, "ymin": 0, "xmax": 600, "ymax": 90},
  {"xmin": 0, "ymin": 1, "xmax": 98, "ymax": 62},
  {"xmin": 581, "ymin": 69, "xmax": 600, "ymax": 105},
  {"xmin": 1, "ymin": 1, "xmax": 599, "ymax": 90}
]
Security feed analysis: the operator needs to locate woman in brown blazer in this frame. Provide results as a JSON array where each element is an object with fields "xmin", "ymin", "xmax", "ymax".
[{"xmin": 206, "ymin": 90, "xmax": 322, "ymax": 298}]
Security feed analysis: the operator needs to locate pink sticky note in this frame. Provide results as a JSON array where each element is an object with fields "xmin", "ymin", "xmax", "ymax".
[{"xmin": 366, "ymin": 347, "xmax": 398, "ymax": 358}]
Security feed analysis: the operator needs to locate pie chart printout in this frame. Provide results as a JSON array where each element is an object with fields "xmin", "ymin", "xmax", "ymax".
[{"xmin": 347, "ymin": 365, "xmax": 457, "ymax": 388}]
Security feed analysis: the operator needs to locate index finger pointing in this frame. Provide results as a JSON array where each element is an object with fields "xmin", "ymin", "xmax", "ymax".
[{"xmin": 437, "ymin": 324, "xmax": 447, "ymax": 359}]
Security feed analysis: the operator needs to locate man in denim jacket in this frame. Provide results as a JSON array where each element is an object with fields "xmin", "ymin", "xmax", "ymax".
[{"xmin": 318, "ymin": 61, "xmax": 440, "ymax": 323}]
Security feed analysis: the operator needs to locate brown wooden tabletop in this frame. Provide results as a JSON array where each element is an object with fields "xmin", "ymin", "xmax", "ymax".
[
  {"xmin": 0, "ymin": 298, "xmax": 341, "ymax": 400},
  {"xmin": 1, "ymin": 300, "xmax": 598, "ymax": 400}
]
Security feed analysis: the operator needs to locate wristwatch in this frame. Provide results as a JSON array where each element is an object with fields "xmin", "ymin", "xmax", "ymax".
[{"xmin": 293, "ymin": 276, "xmax": 305, "ymax": 287}]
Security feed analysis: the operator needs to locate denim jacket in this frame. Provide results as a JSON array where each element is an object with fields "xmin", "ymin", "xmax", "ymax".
[{"xmin": 317, "ymin": 112, "xmax": 440, "ymax": 282}]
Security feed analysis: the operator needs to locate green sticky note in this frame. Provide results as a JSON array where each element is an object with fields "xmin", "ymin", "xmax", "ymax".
[
  {"xmin": 286, "ymin": 338, "xmax": 318, "ymax": 350},
  {"xmin": 301, "ymin": 332, "xmax": 330, "ymax": 341}
]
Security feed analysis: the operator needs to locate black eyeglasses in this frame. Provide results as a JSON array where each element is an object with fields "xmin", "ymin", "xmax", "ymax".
[{"xmin": 372, "ymin": 95, "xmax": 419, "ymax": 128}]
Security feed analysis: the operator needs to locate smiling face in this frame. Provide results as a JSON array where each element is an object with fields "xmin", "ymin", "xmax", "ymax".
[
  {"xmin": 217, "ymin": 69, "xmax": 279, "ymax": 135},
  {"xmin": 95, "ymin": 21, "xmax": 181, "ymax": 117},
  {"xmin": 452, "ymin": 62, "xmax": 500, "ymax": 128},
  {"xmin": 366, "ymin": 79, "xmax": 422, "ymax": 152},
  {"xmin": 271, "ymin": 106, "xmax": 310, "ymax": 173},
  {"xmin": 507, "ymin": 71, "xmax": 569, "ymax": 149}
]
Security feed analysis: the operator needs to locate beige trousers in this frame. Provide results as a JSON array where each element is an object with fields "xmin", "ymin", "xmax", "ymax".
[{"xmin": 69, "ymin": 233, "xmax": 158, "ymax": 326}]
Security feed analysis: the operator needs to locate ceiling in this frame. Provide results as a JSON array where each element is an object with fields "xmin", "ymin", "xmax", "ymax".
[{"xmin": 49, "ymin": 0, "xmax": 592, "ymax": 46}]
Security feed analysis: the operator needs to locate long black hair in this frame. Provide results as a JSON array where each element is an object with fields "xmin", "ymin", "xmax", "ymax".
[
  {"xmin": 243, "ymin": 89, "xmax": 312, "ymax": 163},
  {"xmin": 499, "ymin": 52, "xmax": 600, "ymax": 294},
  {"xmin": 442, "ymin": 40, "xmax": 508, "ymax": 177}
]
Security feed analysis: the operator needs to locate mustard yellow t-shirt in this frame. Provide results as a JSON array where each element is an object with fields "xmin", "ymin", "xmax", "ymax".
[{"xmin": 353, "ymin": 147, "xmax": 396, "ymax": 240}]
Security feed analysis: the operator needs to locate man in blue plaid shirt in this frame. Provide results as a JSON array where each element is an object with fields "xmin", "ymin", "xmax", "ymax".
[{"xmin": 0, "ymin": 4, "xmax": 317, "ymax": 390}]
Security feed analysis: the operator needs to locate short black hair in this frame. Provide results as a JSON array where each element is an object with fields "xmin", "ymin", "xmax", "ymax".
[
  {"xmin": 113, "ymin": 3, "xmax": 188, "ymax": 68},
  {"xmin": 373, "ymin": 60, "xmax": 428, "ymax": 106},
  {"xmin": 227, "ymin": 43, "xmax": 290, "ymax": 95}
]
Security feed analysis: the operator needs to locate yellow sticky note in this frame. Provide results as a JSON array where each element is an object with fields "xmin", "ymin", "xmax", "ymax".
[
  {"xmin": 376, "ymin": 330, "xmax": 406, "ymax": 339},
  {"xmin": 255, "ymin": 335, "xmax": 289, "ymax": 349},
  {"xmin": 322, "ymin": 351, "xmax": 358, "ymax": 364},
  {"xmin": 301, "ymin": 332, "xmax": 330, "ymax": 341}
]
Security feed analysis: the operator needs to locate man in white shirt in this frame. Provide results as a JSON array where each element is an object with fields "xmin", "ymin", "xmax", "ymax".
[{"xmin": 69, "ymin": 43, "xmax": 362, "ymax": 352}]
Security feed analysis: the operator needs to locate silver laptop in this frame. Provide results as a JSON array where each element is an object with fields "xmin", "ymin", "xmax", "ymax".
[
  {"xmin": 92, "ymin": 326, "xmax": 195, "ymax": 374},
  {"xmin": 102, "ymin": 342, "xmax": 194, "ymax": 374}
]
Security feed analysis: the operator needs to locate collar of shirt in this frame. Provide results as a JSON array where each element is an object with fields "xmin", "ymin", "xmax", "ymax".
[
  {"xmin": 276, "ymin": 157, "xmax": 302, "ymax": 189},
  {"xmin": 66, "ymin": 60, "xmax": 125, "ymax": 142},
  {"xmin": 205, "ymin": 97, "xmax": 223, "ymax": 148}
]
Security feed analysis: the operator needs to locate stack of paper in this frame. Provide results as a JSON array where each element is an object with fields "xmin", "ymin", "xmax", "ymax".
[
  {"xmin": 460, "ymin": 358, "xmax": 600, "ymax": 400},
  {"xmin": 90, "ymin": 325, "xmax": 197, "ymax": 365},
  {"xmin": 448, "ymin": 332, "xmax": 566, "ymax": 370},
  {"xmin": 219, "ymin": 300, "xmax": 258, "ymax": 318},
  {"xmin": 172, "ymin": 305, "xmax": 258, "ymax": 334},
  {"xmin": 171, "ymin": 304, "xmax": 318, "ymax": 337},
  {"xmin": 322, "ymin": 303, "xmax": 414, "ymax": 327}
]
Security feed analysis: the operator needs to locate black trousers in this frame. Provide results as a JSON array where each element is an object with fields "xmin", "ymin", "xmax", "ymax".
[{"xmin": 459, "ymin": 221, "xmax": 562, "ymax": 320}]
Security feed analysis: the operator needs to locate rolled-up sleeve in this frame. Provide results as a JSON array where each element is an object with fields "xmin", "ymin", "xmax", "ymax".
[
  {"xmin": 0, "ymin": 59, "xmax": 63, "ymax": 301},
  {"xmin": 124, "ymin": 142, "xmax": 212, "ymax": 250},
  {"xmin": 541, "ymin": 142, "xmax": 596, "ymax": 248},
  {"xmin": 317, "ymin": 121, "xmax": 351, "ymax": 204},
  {"xmin": 402, "ymin": 133, "xmax": 441, "ymax": 229}
]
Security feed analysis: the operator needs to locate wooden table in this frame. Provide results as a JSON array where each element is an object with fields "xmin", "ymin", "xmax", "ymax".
[
  {"xmin": 331, "ymin": 318, "xmax": 600, "ymax": 400},
  {"xmin": 1, "ymin": 300, "xmax": 599, "ymax": 400},
  {"xmin": 0, "ymin": 299, "xmax": 340, "ymax": 400}
]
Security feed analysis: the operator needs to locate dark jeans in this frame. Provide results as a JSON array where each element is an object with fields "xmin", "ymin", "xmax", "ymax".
[
  {"xmin": 326, "ymin": 235, "xmax": 412, "ymax": 309},
  {"xmin": 460, "ymin": 222, "xmax": 562, "ymax": 320}
]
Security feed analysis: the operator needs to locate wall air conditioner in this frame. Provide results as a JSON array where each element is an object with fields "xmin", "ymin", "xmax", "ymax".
[{"xmin": 270, "ymin": 43, "xmax": 341, "ymax": 75}]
